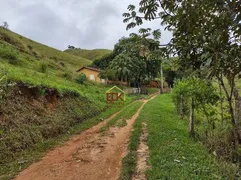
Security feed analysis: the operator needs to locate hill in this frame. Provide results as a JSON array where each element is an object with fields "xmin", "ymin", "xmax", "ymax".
[
  {"xmin": 0, "ymin": 27, "xmax": 91, "ymax": 72},
  {"xmin": 64, "ymin": 48, "xmax": 112, "ymax": 61},
  {"xmin": 0, "ymin": 27, "xmax": 97, "ymax": 94}
]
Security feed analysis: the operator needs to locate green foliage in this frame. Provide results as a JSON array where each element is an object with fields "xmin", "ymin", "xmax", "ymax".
[
  {"xmin": 0, "ymin": 27, "xmax": 91, "ymax": 72},
  {"xmin": 0, "ymin": 27, "xmax": 94, "ymax": 99},
  {"xmin": 93, "ymin": 34, "xmax": 163, "ymax": 87},
  {"xmin": 38, "ymin": 62, "xmax": 48, "ymax": 73},
  {"xmin": 99, "ymin": 68, "xmax": 117, "ymax": 80},
  {"xmin": 120, "ymin": 95, "xmax": 238, "ymax": 179},
  {"xmin": 110, "ymin": 53, "xmax": 138, "ymax": 82},
  {"xmin": 91, "ymin": 53, "xmax": 115, "ymax": 70},
  {"xmin": 172, "ymin": 77, "xmax": 219, "ymax": 117},
  {"xmin": 147, "ymin": 88, "xmax": 159, "ymax": 94},
  {"xmin": 61, "ymin": 71, "xmax": 73, "ymax": 80},
  {"xmin": 76, "ymin": 73, "xmax": 86, "ymax": 84},
  {"xmin": 144, "ymin": 94, "xmax": 238, "ymax": 179},
  {"xmin": 0, "ymin": 70, "xmax": 5, "ymax": 103},
  {"xmin": 0, "ymin": 44, "xmax": 19, "ymax": 65},
  {"xmin": 65, "ymin": 48, "xmax": 112, "ymax": 61},
  {"xmin": 123, "ymin": 0, "xmax": 241, "ymax": 161}
]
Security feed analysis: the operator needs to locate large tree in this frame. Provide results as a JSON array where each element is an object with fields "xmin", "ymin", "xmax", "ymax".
[
  {"xmin": 92, "ymin": 32, "xmax": 163, "ymax": 87},
  {"xmin": 123, "ymin": 0, "xmax": 241, "ymax": 146}
]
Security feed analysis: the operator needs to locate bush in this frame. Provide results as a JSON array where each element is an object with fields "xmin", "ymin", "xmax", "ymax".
[
  {"xmin": 62, "ymin": 72, "xmax": 73, "ymax": 80},
  {"xmin": 27, "ymin": 44, "xmax": 33, "ymax": 51},
  {"xmin": 0, "ymin": 44, "xmax": 19, "ymax": 65},
  {"xmin": 38, "ymin": 62, "xmax": 48, "ymax": 73},
  {"xmin": 32, "ymin": 50, "xmax": 39, "ymax": 58},
  {"xmin": 76, "ymin": 73, "xmax": 86, "ymax": 84}
]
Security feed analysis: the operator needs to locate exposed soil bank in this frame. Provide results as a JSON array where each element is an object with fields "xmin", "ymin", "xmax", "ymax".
[{"xmin": 0, "ymin": 83, "xmax": 103, "ymax": 178}]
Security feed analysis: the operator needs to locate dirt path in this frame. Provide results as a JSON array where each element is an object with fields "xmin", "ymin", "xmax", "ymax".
[
  {"xmin": 15, "ymin": 95, "xmax": 156, "ymax": 180},
  {"xmin": 132, "ymin": 123, "xmax": 150, "ymax": 180}
]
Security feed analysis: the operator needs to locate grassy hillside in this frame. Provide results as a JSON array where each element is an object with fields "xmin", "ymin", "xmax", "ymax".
[
  {"xmin": 65, "ymin": 48, "xmax": 112, "ymax": 61},
  {"xmin": 0, "ymin": 27, "xmax": 125, "ymax": 179},
  {"xmin": 0, "ymin": 27, "xmax": 102, "ymax": 96}
]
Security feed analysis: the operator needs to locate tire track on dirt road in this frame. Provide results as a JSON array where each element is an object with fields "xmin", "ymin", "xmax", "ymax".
[{"xmin": 15, "ymin": 95, "xmax": 157, "ymax": 180}]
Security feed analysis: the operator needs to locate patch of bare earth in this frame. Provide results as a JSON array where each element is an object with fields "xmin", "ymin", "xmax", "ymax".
[
  {"xmin": 15, "ymin": 96, "xmax": 156, "ymax": 180},
  {"xmin": 132, "ymin": 122, "xmax": 150, "ymax": 180}
]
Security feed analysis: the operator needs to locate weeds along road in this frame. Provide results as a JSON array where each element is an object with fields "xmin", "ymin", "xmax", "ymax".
[{"xmin": 14, "ymin": 95, "xmax": 157, "ymax": 180}]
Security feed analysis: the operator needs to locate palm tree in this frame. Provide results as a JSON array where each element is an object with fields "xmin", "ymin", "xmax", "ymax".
[{"xmin": 110, "ymin": 53, "xmax": 137, "ymax": 85}]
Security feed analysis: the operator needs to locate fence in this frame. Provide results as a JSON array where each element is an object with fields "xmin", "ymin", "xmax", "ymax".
[{"xmin": 124, "ymin": 87, "xmax": 150, "ymax": 95}]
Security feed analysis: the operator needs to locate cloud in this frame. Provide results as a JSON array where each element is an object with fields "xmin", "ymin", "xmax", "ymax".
[{"xmin": 0, "ymin": 0, "xmax": 172, "ymax": 50}]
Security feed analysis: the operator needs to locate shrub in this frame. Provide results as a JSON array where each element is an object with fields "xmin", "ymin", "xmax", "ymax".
[
  {"xmin": 38, "ymin": 62, "xmax": 48, "ymax": 73},
  {"xmin": 0, "ymin": 44, "xmax": 19, "ymax": 65},
  {"xmin": 32, "ymin": 51, "xmax": 39, "ymax": 58},
  {"xmin": 76, "ymin": 73, "xmax": 86, "ymax": 84},
  {"xmin": 27, "ymin": 45, "xmax": 33, "ymax": 51},
  {"xmin": 62, "ymin": 72, "xmax": 73, "ymax": 80}
]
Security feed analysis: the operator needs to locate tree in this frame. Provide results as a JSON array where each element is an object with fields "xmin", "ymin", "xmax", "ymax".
[
  {"xmin": 2, "ymin": 22, "xmax": 9, "ymax": 29},
  {"xmin": 91, "ymin": 53, "xmax": 115, "ymax": 70},
  {"xmin": 110, "ymin": 53, "xmax": 138, "ymax": 85},
  {"xmin": 92, "ymin": 33, "xmax": 162, "ymax": 87},
  {"xmin": 122, "ymin": 0, "xmax": 241, "ymax": 151},
  {"xmin": 172, "ymin": 77, "xmax": 219, "ymax": 136},
  {"xmin": 67, "ymin": 45, "xmax": 75, "ymax": 49},
  {"xmin": 99, "ymin": 69, "xmax": 117, "ymax": 81}
]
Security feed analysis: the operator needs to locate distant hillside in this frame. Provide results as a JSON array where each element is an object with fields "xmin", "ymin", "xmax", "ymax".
[
  {"xmin": 0, "ymin": 27, "xmax": 91, "ymax": 71},
  {"xmin": 0, "ymin": 27, "xmax": 111, "ymax": 107},
  {"xmin": 65, "ymin": 48, "xmax": 112, "ymax": 61},
  {"xmin": 0, "ymin": 27, "xmax": 97, "ymax": 93}
]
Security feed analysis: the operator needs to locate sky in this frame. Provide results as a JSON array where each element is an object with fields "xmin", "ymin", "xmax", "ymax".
[{"xmin": 0, "ymin": 0, "xmax": 172, "ymax": 51}]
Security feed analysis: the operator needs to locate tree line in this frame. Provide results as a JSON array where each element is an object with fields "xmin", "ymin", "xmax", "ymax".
[
  {"xmin": 123, "ymin": 0, "xmax": 241, "ymax": 162},
  {"xmin": 90, "ymin": 28, "xmax": 173, "ymax": 88}
]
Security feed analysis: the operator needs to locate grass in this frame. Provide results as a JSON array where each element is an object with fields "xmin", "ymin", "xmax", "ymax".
[
  {"xmin": 0, "ymin": 27, "xmax": 96, "ymax": 98},
  {"xmin": 120, "ymin": 94, "xmax": 238, "ymax": 180},
  {"xmin": 0, "ymin": 27, "xmax": 107, "ymax": 108},
  {"xmin": 0, "ymin": 96, "xmax": 135, "ymax": 180},
  {"xmin": 65, "ymin": 48, "xmax": 112, "ymax": 61},
  {"xmin": 100, "ymin": 101, "xmax": 144, "ymax": 133},
  {"xmin": 120, "ymin": 104, "xmax": 144, "ymax": 180},
  {"xmin": 0, "ymin": 28, "xmax": 91, "ymax": 71}
]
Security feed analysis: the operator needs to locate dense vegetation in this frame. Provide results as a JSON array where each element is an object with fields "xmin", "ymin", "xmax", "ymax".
[
  {"xmin": 91, "ymin": 31, "xmax": 166, "ymax": 87},
  {"xmin": 0, "ymin": 0, "xmax": 240, "ymax": 178},
  {"xmin": 123, "ymin": 0, "xmax": 241, "ymax": 168},
  {"xmin": 64, "ymin": 48, "xmax": 112, "ymax": 61},
  {"xmin": 122, "ymin": 94, "xmax": 238, "ymax": 179}
]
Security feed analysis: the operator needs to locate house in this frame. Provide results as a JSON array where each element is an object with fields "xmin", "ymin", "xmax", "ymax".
[{"xmin": 76, "ymin": 66, "xmax": 105, "ymax": 83}]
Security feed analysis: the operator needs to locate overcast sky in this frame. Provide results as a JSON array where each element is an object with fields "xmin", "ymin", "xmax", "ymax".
[{"xmin": 0, "ymin": 0, "xmax": 172, "ymax": 50}]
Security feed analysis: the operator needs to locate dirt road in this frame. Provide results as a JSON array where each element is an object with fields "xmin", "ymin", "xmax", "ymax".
[{"xmin": 15, "ymin": 96, "xmax": 156, "ymax": 180}]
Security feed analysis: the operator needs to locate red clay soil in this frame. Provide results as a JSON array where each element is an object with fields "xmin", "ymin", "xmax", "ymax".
[{"xmin": 15, "ymin": 96, "xmax": 156, "ymax": 180}]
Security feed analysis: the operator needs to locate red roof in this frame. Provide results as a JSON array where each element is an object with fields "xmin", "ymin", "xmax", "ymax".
[{"xmin": 76, "ymin": 66, "xmax": 100, "ymax": 72}]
